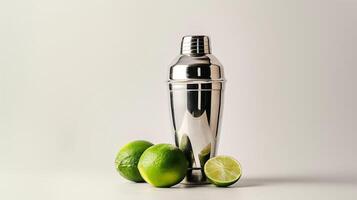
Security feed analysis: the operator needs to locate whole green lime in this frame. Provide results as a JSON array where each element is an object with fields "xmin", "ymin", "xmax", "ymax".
[
  {"xmin": 138, "ymin": 144, "xmax": 188, "ymax": 187},
  {"xmin": 115, "ymin": 140, "xmax": 153, "ymax": 182}
]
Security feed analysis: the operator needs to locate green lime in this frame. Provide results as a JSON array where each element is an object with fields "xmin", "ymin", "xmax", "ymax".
[
  {"xmin": 115, "ymin": 140, "xmax": 153, "ymax": 182},
  {"xmin": 204, "ymin": 155, "xmax": 242, "ymax": 187},
  {"xmin": 138, "ymin": 144, "xmax": 188, "ymax": 188}
]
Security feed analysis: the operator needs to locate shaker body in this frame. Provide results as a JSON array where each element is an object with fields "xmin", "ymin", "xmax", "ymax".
[
  {"xmin": 168, "ymin": 35, "xmax": 225, "ymax": 184},
  {"xmin": 169, "ymin": 82, "xmax": 223, "ymax": 184}
]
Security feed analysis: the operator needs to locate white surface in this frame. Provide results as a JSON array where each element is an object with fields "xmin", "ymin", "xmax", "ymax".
[
  {"xmin": 1, "ymin": 0, "xmax": 357, "ymax": 199},
  {"xmin": 1, "ymin": 170, "xmax": 356, "ymax": 200}
]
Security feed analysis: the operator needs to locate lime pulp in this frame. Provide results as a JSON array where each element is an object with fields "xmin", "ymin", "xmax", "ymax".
[{"xmin": 204, "ymin": 155, "xmax": 242, "ymax": 187}]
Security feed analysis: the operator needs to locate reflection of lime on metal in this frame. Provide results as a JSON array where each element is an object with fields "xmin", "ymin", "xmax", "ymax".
[
  {"xmin": 198, "ymin": 144, "xmax": 211, "ymax": 168},
  {"xmin": 179, "ymin": 134, "xmax": 194, "ymax": 167},
  {"xmin": 204, "ymin": 156, "xmax": 242, "ymax": 187}
]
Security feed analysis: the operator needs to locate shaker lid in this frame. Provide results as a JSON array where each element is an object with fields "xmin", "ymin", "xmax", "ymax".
[
  {"xmin": 181, "ymin": 35, "xmax": 211, "ymax": 55},
  {"xmin": 169, "ymin": 35, "xmax": 225, "ymax": 82}
]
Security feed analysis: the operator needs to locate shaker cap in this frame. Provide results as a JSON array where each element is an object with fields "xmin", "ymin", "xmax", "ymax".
[
  {"xmin": 169, "ymin": 35, "xmax": 225, "ymax": 82},
  {"xmin": 181, "ymin": 35, "xmax": 211, "ymax": 55}
]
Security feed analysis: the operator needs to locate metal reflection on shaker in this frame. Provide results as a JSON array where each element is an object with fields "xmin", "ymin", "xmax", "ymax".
[{"xmin": 168, "ymin": 35, "xmax": 225, "ymax": 184}]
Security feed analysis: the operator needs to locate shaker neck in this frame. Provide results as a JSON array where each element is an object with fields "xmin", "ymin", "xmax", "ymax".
[{"xmin": 180, "ymin": 35, "xmax": 211, "ymax": 55}]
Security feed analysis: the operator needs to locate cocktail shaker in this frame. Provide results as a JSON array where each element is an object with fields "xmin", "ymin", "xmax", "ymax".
[{"xmin": 168, "ymin": 35, "xmax": 225, "ymax": 184}]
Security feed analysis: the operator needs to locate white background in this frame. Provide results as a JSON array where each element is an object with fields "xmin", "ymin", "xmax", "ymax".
[{"xmin": 1, "ymin": 0, "xmax": 357, "ymax": 199}]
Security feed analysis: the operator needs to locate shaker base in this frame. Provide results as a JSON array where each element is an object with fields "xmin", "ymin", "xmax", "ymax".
[{"xmin": 181, "ymin": 168, "xmax": 210, "ymax": 185}]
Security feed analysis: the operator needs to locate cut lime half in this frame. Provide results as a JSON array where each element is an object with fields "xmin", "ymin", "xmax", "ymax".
[{"xmin": 204, "ymin": 156, "xmax": 242, "ymax": 187}]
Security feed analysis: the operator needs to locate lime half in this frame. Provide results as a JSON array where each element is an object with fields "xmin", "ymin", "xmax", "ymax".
[{"xmin": 204, "ymin": 156, "xmax": 242, "ymax": 187}]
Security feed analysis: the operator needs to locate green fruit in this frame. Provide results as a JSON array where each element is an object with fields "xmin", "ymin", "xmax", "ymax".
[
  {"xmin": 138, "ymin": 144, "xmax": 188, "ymax": 188},
  {"xmin": 204, "ymin": 155, "xmax": 242, "ymax": 187},
  {"xmin": 115, "ymin": 140, "xmax": 153, "ymax": 182}
]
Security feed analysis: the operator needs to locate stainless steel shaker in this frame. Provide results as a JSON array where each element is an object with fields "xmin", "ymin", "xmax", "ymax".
[{"xmin": 168, "ymin": 35, "xmax": 225, "ymax": 184}]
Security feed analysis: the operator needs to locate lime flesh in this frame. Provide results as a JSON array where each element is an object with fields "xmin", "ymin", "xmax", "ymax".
[{"xmin": 204, "ymin": 156, "xmax": 242, "ymax": 187}]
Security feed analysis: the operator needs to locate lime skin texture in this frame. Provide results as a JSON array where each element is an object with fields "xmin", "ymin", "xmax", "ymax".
[
  {"xmin": 138, "ymin": 143, "xmax": 188, "ymax": 188},
  {"xmin": 115, "ymin": 140, "xmax": 153, "ymax": 182}
]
